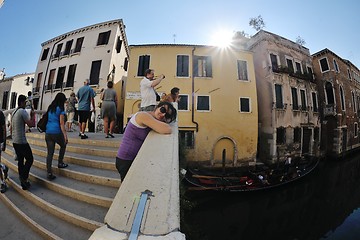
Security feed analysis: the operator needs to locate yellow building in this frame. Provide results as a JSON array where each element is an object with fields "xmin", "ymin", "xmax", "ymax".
[{"xmin": 123, "ymin": 44, "xmax": 258, "ymax": 166}]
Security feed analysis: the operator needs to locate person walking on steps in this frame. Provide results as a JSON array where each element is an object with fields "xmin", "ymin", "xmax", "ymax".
[
  {"xmin": 76, "ymin": 79, "xmax": 96, "ymax": 139},
  {"xmin": 45, "ymin": 93, "xmax": 69, "ymax": 180},
  {"xmin": 11, "ymin": 95, "xmax": 35, "ymax": 190},
  {"xmin": 66, "ymin": 92, "xmax": 78, "ymax": 132},
  {"xmin": 101, "ymin": 81, "xmax": 118, "ymax": 138},
  {"xmin": 0, "ymin": 109, "xmax": 8, "ymax": 193}
]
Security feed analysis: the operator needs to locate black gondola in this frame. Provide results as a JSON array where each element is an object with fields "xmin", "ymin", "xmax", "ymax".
[{"xmin": 184, "ymin": 156, "xmax": 319, "ymax": 192}]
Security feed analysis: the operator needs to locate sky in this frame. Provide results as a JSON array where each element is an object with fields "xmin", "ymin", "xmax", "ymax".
[{"xmin": 1, "ymin": 0, "xmax": 360, "ymax": 77}]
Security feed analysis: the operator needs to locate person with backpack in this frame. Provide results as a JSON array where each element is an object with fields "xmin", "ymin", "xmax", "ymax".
[{"xmin": 45, "ymin": 92, "xmax": 69, "ymax": 180}]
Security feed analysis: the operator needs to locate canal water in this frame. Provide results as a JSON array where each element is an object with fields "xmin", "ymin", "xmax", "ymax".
[{"xmin": 181, "ymin": 154, "xmax": 360, "ymax": 240}]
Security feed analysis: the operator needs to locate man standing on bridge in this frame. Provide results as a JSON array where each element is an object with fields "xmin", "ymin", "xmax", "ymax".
[{"xmin": 11, "ymin": 95, "xmax": 35, "ymax": 190}]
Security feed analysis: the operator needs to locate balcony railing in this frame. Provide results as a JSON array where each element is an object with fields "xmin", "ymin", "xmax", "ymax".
[
  {"xmin": 324, "ymin": 104, "xmax": 336, "ymax": 116},
  {"xmin": 272, "ymin": 66, "xmax": 315, "ymax": 82}
]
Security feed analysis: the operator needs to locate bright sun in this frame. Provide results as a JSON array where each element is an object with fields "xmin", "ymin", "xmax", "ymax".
[{"xmin": 211, "ymin": 30, "xmax": 234, "ymax": 48}]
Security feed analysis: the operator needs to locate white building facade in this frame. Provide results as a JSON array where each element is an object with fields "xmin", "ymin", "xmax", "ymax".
[{"xmin": 33, "ymin": 19, "xmax": 129, "ymax": 130}]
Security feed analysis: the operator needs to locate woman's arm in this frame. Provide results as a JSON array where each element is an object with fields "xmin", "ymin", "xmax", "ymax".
[
  {"xmin": 136, "ymin": 112, "xmax": 171, "ymax": 134},
  {"xmin": 60, "ymin": 114, "xmax": 68, "ymax": 143}
]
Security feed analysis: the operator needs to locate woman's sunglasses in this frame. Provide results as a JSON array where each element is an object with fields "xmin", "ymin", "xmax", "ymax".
[{"xmin": 160, "ymin": 106, "xmax": 173, "ymax": 122}]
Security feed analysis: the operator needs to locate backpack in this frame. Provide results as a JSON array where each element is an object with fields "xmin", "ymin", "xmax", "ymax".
[{"xmin": 37, "ymin": 111, "xmax": 48, "ymax": 133}]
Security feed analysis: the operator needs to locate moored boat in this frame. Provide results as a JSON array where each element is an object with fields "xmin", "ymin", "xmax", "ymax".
[{"xmin": 184, "ymin": 156, "xmax": 319, "ymax": 192}]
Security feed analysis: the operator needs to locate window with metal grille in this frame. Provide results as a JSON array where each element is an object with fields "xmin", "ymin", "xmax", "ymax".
[{"xmin": 193, "ymin": 56, "xmax": 212, "ymax": 77}]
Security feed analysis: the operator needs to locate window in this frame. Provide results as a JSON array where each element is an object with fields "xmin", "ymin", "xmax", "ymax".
[
  {"xmin": 275, "ymin": 84, "xmax": 283, "ymax": 109},
  {"xmin": 295, "ymin": 61, "xmax": 302, "ymax": 74},
  {"xmin": 178, "ymin": 94, "xmax": 189, "ymax": 110},
  {"xmin": 35, "ymin": 72, "xmax": 43, "ymax": 93},
  {"xmin": 276, "ymin": 127, "xmax": 286, "ymax": 145},
  {"xmin": 116, "ymin": 36, "xmax": 122, "ymax": 53},
  {"xmin": 179, "ymin": 131, "xmax": 194, "ymax": 149},
  {"xmin": 41, "ymin": 48, "xmax": 49, "ymax": 61},
  {"xmin": 352, "ymin": 91, "xmax": 357, "ymax": 113},
  {"xmin": 176, "ymin": 55, "xmax": 189, "ymax": 77},
  {"xmin": 240, "ymin": 97, "xmax": 250, "ymax": 112},
  {"xmin": 291, "ymin": 88, "xmax": 299, "ymax": 110},
  {"xmin": 64, "ymin": 40, "xmax": 73, "ymax": 55},
  {"xmin": 123, "ymin": 58, "xmax": 128, "ymax": 71},
  {"xmin": 193, "ymin": 56, "xmax": 212, "ymax": 77},
  {"xmin": 197, "ymin": 95, "xmax": 210, "ymax": 111},
  {"xmin": 300, "ymin": 89, "xmax": 307, "ymax": 110},
  {"xmin": 47, "ymin": 69, "xmax": 56, "ymax": 90},
  {"xmin": 294, "ymin": 127, "xmax": 301, "ymax": 143},
  {"xmin": 137, "ymin": 55, "xmax": 150, "ymax": 76},
  {"xmin": 312, "ymin": 92, "xmax": 318, "ymax": 112},
  {"xmin": 319, "ymin": 58, "xmax": 329, "ymax": 72},
  {"xmin": 97, "ymin": 30, "xmax": 111, "ymax": 46},
  {"xmin": 89, "ymin": 60, "xmax": 102, "ymax": 85},
  {"xmin": 325, "ymin": 82, "xmax": 335, "ymax": 104},
  {"xmin": 314, "ymin": 127, "xmax": 320, "ymax": 142},
  {"xmin": 66, "ymin": 64, "xmax": 77, "ymax": 87},
  {"xmin": 74, "ymin": 37, "xmax": 84, "ymax": 53},
  {"xmin": 54, "ymin": 43, "xmax": 63, "ymax": 58},
  {"xmin": 270, "ymin": 53, "xmax": 279, "ymax": 71},
  {"xmin": 10, "ymin": 92, "xmax": 17, "ymax": 109},
  {"xmin": 237, "ymin": 60, "xmax": 248, "ymax": 81},
  {"xmin": 340, "ymin": 86, "xmax": 345, "ymax": 111},
  {"xmin": 307, "ymin": 66, "xmax": 313, "ymax": 78},
  {"xmin": 286, "ymin": 58, "xmax": 294, "ymax": 73},
  {"xmin": 55, "ymin": 66, "xmax": 66, "ymax": 89},
  {"xmin": 1, "ymin": 91, "xmax": 8, "ymax": 110},
  {"xmin": 348, "ymin": 69, "xmax": 352, "ymax": 80},
  {"xmin": 333, "ymin": 59, "xmax": 339, "ymax": 72},
  {"xmin": 355, "ymin": 123, "xmax": 358, "ymax": 138}
]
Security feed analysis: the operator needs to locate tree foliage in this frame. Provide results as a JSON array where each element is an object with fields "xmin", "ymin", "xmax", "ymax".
[
  {"xmin": 249, "ymin": 15, "xmax": 266, "ymax": 31},
  {"xmin": 296, "ymin": 36, "xmax": 306, "ymax": 46}
]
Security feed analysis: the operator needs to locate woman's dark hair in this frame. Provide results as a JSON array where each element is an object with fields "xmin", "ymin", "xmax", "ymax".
[
  {"xmin": 156, "ymin": 101, "xmax": 177, "ymax": 123},
  {"xmin": 107, "ymin": 81, "xmax": 114, "ymax": 88},
  {"xmin": 48, "ymin": 92, "xmax": 67, "ymax": 113}
]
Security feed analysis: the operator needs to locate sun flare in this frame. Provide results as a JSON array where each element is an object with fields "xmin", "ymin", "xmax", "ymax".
[{"xmin": 211, "ymin": 30, "xmax": 234, "ymax": 48}]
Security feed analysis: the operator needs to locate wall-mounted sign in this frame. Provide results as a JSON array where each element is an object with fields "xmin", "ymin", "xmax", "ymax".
[{"xmin": 126, "ymin": 91, "xmax": 141, "ymax": 99}]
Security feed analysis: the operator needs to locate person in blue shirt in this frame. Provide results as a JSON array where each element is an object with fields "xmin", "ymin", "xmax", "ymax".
[
  {"xmin": 45, "ymin": 93, "xmax": 69, "ymax": 180},
  {"xmin": 76, "ymin": 79, "xmax": 96, "ymax": 139}
]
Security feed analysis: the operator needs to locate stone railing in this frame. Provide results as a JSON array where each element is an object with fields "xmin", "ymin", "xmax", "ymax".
[{"xmin": 89, "ymin": 122, "xmax": 185, "ymax": 240}]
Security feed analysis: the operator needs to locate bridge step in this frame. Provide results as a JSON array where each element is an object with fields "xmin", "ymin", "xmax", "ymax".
[{"xmin": 0, "ymin": 131, "xmax": 122, "ymax": 239}]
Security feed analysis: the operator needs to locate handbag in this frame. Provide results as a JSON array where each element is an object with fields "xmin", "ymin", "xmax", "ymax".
[{"xmin": 37, "ymin": 111, "xmax": 48, "ymax": 133}]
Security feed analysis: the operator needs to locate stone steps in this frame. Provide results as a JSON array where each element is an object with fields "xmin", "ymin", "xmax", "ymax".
[{"xmin": 0, "ymin": 131, "xmax": 122, "ymax": 239}]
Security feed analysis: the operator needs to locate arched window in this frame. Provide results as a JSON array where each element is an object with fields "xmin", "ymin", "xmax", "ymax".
[
  {"xmin": 325, "ymin": 82, "xmax": 335, "ymax": 105},
  {"xmin": 339, "ymin": 86, "xmax": 345, "ymax": 111}
]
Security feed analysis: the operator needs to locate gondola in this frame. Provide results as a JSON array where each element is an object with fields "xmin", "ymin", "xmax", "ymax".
[{"xmin": 184, "ymin": 156, "xmax": 319, "ymax": 192}]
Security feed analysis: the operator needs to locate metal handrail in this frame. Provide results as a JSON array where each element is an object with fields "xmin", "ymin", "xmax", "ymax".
[{"xmin": 129, "ymin": 190, "xmax": 153, "ymax": 240}]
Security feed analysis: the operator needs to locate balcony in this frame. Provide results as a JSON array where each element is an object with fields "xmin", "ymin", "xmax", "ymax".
[
  {"xmin": 324, "ymin": 104, "xmax": 336, "ymax": 116},
  {"xmin": 272, "ymin": 66, "xmax": 315, "ymax": 82}
]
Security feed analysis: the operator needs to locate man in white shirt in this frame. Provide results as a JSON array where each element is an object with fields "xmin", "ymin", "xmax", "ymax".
[{"xmin": 139, "ymin": 69, "xmax": 165, "ymax": 111}]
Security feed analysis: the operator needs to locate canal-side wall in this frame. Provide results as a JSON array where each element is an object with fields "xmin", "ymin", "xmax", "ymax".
[{"xmin": 89, "ymin": 123, "xmax": 185, "ymax": 239}]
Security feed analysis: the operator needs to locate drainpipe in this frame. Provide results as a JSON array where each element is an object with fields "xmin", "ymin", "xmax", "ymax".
[
  {"xmin": 191, "ymin": 47, "xmax": 199, "ymax": 132},
  {"xmin": 40, "ymin": 35, "xmax": 66, "ymax": 110}
]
